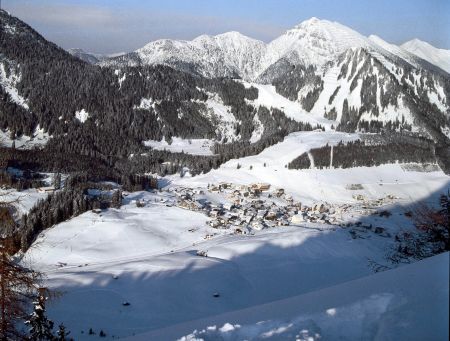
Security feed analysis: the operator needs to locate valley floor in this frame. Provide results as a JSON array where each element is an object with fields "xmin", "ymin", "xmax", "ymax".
[{"xmin": 21, "ymin": 132, "xmax": 449, "ymax": 340}]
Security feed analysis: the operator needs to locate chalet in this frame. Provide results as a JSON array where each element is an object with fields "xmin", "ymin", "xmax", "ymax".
[
  {"xmin": 252, "ymin": 183, "xmax": 271, "ymax": 191},
  {"xmin": 291, "ymin": 214, "xmax": 305, "ymax": 224},
  {"xmin": 209, "ymin": 220, "xmax": 221, "ymax": 228},
  {"xmin": 265, "ymin": 211, "xmax": 277, "ymax": 220},
  {"xmin": 179, "ymin": 200, "xmax": 202, "ymax": 211},
  {"xmin": 274, "ymin": 188, "xmax": 285, "ymax": 197},
  {"xmin": 251, "ymin": 221, "xmax": 264, "ymax": 230},
  {"xmin": 219, "ymin": 182, "xmax": 231, "ymax": 189},
  {"xmin": 209, "ymin": 209, "xmax": 221, "ymax": 217},
  {"xmin": 250, "ymin": 188, "xmax": 261, "ymax": 196},
  {"xmin": 353, "ymin": 194, "xmax": 365, "ymax": 201}
]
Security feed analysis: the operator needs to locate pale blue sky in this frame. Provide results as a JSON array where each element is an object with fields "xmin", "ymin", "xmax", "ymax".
[{"xmin": 3, "ymin": 0, "xmax": 450, "ymax": 54}]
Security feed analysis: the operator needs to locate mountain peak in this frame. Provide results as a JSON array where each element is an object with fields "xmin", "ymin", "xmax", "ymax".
[
  {"xmin": 302, "ymin": 16, "xmax": 321, "ymax": 24},
  {"xmin": 192, "ymin": 31, "xmax": 263, "ymax": 45},
  {"xmin": 402, "ymin": 38, "xmax": 434, "ymax": 50},
  {"xmin": 401, "ymin": 39, "xmax": 450, "ymax": 73}
]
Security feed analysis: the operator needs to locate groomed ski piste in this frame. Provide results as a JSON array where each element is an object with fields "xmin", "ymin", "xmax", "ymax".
[{"xmin": 22, "ymin": 131, "xmax": 449, "ymax": 340}]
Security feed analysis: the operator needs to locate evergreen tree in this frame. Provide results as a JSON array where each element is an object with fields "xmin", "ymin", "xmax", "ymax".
[
  {"xmin": 26, "ymin": 293, "xmax": 55, "ymax": 341},
  {"xmin": 52, "ymin": 174, "xmax": 61, "ymax": 190},
  {"xmin": 111, "ymin": 190, "xmax": 122, "ymax": 209},
  {"xmin": 55, "ymin": 324, "xmax": 71, "ymax": 341}
]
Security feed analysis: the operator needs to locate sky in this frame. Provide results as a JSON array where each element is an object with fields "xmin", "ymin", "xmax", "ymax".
[{"xmin": 2, "ymin": 0, "xmax": 450, "ymax": 54}]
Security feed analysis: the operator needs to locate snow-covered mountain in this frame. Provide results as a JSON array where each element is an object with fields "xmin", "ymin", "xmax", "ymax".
[
  {"xmin": 67, "ymin": 48, "xmax": 125, "ymax": 64},
  {"xmin": 100, "ymin": 18, "xmax": 450, "ymax": 144},
  {"xmin": 401, "ymin": 39, "xmax": 450, "ymax": 74},
  {"xmin": 103, "ymin": 17, "xmax": 379, "ymax": 79},
  {"xmin": 261, "ymin": 17, "xmax": 374, "ymax": 72},
  {"xmin": 1, "ymin": 9, "xmax": 449, "ymax": 162},
  {"xmin": 102, "ymin": 31, "xmax": 267, "ymax": 79},
  {"xmin": 67, "ymin": 48, "xmax": 104, "ymax": 64},
  {"xmin": 102, "ymin": 17, "xmax": 446, "ymax": 80}
]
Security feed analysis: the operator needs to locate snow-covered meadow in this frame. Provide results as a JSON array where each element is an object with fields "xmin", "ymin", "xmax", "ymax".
[
  {"xmin": 143, "ymin": 252, "xmax": 449, "ymax": 341},
  {"xmin": 143, "ymin": 137, "xmax": 215, "ymax": 156}
]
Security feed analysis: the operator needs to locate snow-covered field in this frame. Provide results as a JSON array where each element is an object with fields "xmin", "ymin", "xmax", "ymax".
[
  {"xmin": 138, "ymin": 252, "xmax": 449, "ymax": 341},
  {"xmin": 0, "ymin": 188, "xmax": 49, "ymax": 216},
  {"xmin": 143, "ymin": 137, "xmax": 215, "ymax": 156},
  {"xmin": 0, "ymin": 126, "xmax": 50, "ymax": 149},
  {"xmin": 22, "ymin": 131, "xmax": 449, "ymax": 340}
]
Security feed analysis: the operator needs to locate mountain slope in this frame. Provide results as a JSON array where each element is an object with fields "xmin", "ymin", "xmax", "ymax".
[
  {"xmin": 67, "ymin": 48, "xmax": 126, "ymax": 64},
  {"xmin": 103, "ymin": 17, "xmax": 444, "ymax": 82},
  {"xmin": 402, "ymin": 39, "xmax": 450, "ymax": 74},
  {"xmin": 67, "ymin": 48, "xmax": 104, "ymax": 64},
  {"xmin": 100, "ymin": 18, "xmax": 450, "ymax": 146},
  {"xmin": 141, "ymin": 252, "xmax": 449, "ymax": 341},
  {"xmin": 1, "ymin": 9, "xmax": 322, "ymax": 180},
  {"xmin": 262, "ymin": 17, "xmax": 374, "ymax": 71},
  {"xmin": 103, "ymin": 17, "xmax": 386, "ymax": 80},
  {"xmin": 1, "ymin": 10, "xmax": 449, "ymax": 176},
  {"xmin": 103, "ymin": 31, "xmax": 266, "ymax": 80}
]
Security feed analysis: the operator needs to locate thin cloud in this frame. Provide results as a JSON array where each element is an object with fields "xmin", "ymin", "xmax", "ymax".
[
  {"xmin": 4, "ymin": 1, "xmax": 285, "ymax": 53},
  {"xmin": 5, "ymin": 2, "xmax": 116, "ymax": 29}
]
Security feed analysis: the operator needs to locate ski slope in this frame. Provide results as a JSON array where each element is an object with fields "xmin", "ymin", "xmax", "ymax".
[
  {"xmin": 243, "ymin": 82, "xmax": 334, "ymax": 129},
  {"xmin": 172, "ymin": 131, "xmax": 448, "ymax": 205}
]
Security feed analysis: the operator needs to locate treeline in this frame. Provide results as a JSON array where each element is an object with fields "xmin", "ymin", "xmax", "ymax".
[
  {"xmin": 6, "ymin": 172, "xmax": 154, "ymax": 252},
  {"xmin": 271, "ymin": 63, "xmax": 324, "ymax": 112},
  {"xmin": 213, "ymin": 106, "xmax": 323, "ymax": 160},
  {"xmin": 17, "ymin": 187, "xmax": 92, "ymax": 251},
  {"xmin": 288, "ymin": 138, "xmax": 436, "ymax": 170},
  {"xmin": 0, "ymin": 147, "xmax": 159, "ymax": 191},
  {"xmin": 0, "ymin": 169, "xmax": 45, "ymax": 190}
]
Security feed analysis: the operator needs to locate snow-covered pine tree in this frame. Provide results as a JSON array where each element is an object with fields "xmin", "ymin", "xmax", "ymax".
[
  {"xmin": 53, "ymin": 173, "xmax": 61, "ymax": 190},
  {"xmin": 55, "ymin": 324, "xmax": 72, "ymax": 341},
  {"xmin": 26, "ymin": 293, "xmax": 55, "ymax": 340},
  {"xmin": 111, "ymin": 189, "xmax": 122, "ymax": 209}
]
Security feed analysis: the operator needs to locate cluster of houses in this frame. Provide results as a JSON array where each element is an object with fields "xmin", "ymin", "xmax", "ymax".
[
  {"xmin": 166, "ymin": 182, "xmax": 348, "ymax": 233},
  {"xmin": 145, "ymin": 181, "xmax": 401, "ymax": 237}
]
